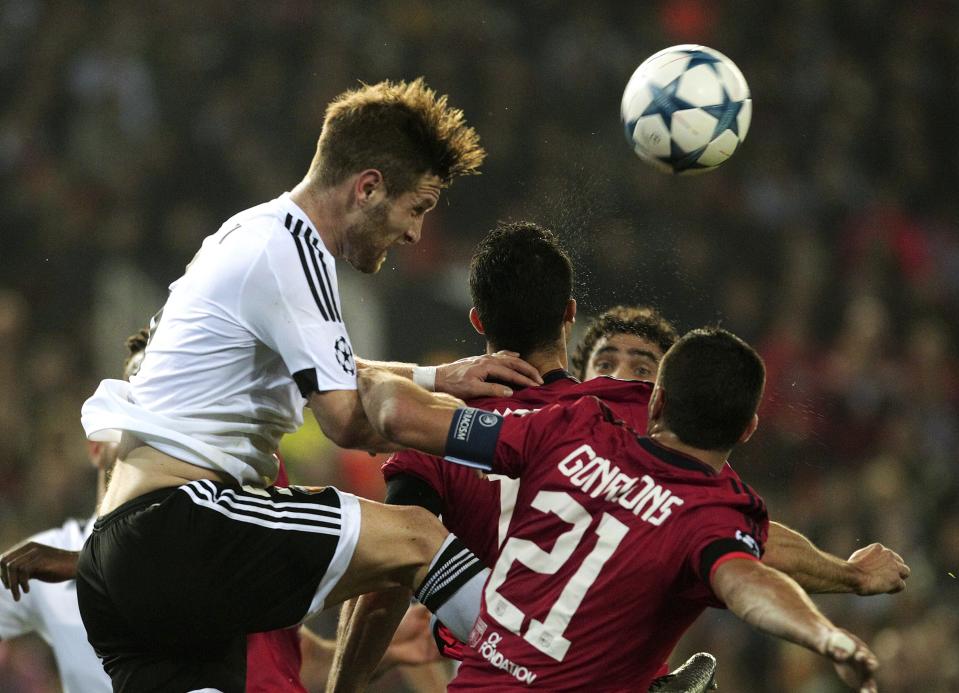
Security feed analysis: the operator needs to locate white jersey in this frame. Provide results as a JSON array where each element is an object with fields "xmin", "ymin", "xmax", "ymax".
[
  {"xmin": 0, "ymin": 517, "xmax": 110, "ymax": 693},
  {"xmin": 82, "ymin": 194, "xmax": 357, "ymax": 486}
]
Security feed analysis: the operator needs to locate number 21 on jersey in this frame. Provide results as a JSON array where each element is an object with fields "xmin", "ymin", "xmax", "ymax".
[{"xmin": 484, "ymin": 490, "xmax": 629, "ymax": 661}]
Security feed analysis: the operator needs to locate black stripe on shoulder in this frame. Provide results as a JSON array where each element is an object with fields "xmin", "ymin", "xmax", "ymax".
[
  {"xmin": 285, "ymin": 215, "xmax": 330, "ymax": 321},
  {"xmin": 304, "ymin": 230, "xmax": 340, "ymax": 322}
]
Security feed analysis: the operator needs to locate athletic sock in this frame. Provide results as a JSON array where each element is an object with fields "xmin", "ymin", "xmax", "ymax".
[{"xmin": 414, "ymin": 534, "xmax": 489, "ymax": 641}]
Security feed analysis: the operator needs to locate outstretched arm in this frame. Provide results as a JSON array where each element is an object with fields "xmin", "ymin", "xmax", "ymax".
[
  {"xmin": 764, "ymin": 521, "xmax": 910, "ymax": 595},
  {"xmin": 712, "ymin": 557, "xmax": 878, "ymax": 692}
]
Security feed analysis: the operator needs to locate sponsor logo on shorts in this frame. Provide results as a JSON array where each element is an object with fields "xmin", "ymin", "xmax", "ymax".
[{"xmin": 477, "ymin": 631, "xmax": 537, "ymax": 685}]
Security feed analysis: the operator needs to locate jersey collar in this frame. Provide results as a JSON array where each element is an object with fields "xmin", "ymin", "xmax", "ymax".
[{"xmin": 637, "ymin": 437, "xmax": 719, "ymax": 476}]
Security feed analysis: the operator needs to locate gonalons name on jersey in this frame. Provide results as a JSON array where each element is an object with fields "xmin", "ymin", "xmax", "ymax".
[{"xmin": 557, "ymin": 444, "xmax": 684, "ymax": 525}]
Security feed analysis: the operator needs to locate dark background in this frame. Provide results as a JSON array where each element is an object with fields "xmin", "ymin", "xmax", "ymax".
[{"xmin": 1, "ymin": 1, "xmax": 957, "ymax": 690}]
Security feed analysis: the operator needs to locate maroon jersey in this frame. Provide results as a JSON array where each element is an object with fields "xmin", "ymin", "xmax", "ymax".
[
  {"xmin": 245, "ymin": 456, "xmax": 307, "ymax": 693},
  {"xmin": 448, "ymin": 397, "xmax": 768, "ymax": 692},
  {"xmin": 381, "ymin": 372, "xmax": 652, "ymax": 566}
]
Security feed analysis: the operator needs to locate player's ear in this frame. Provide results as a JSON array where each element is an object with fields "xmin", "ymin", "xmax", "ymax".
[
  {"xmin": 564, "ymin": 298, "xmax": 577, "ymax": 324},
  {"xmin": 647, "ymin": 384, "xmax": 665, "ymax": 429},
  {"xmin": 738, "ymin": 413, "xmax": 759, "ymax": 444},
  {"xmin": 354, "ymin": 169, "xmax": 385, "ymax": 206},
  {"xmin": 469, "ymin": 307, "xmax": 485, "ymax": 335}
]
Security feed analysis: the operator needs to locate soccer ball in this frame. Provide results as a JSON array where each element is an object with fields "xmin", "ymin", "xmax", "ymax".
[{"xmin": 621, "ymin": 45, "xmax": 751, "ymax": 175}]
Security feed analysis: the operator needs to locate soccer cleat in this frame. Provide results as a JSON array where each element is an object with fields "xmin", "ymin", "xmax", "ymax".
[{"xmin": 648, "ymin": 652, "xmax": 718, "ymax": 692}]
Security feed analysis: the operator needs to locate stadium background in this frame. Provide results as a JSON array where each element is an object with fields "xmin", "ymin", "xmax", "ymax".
[{"xmin": 1, "ymin": 1, "xmax": 957, "ymax": 690}]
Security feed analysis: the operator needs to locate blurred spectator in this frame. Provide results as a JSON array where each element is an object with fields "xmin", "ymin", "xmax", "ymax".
[{"xmin": 1, "ymin": 1, "xmax": 957, "ymax": 690}]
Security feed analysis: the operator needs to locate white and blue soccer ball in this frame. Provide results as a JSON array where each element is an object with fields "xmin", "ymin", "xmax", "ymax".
[{"xmin": 621, "ymin": 45, "xmax": 751, "ymax": 175}]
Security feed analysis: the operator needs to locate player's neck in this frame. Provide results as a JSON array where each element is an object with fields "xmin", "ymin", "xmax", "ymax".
[
  {"xmin": 648, "ymin": 431, "xmax": 728, "ymax": 473},
  {"xmin": 289, "ymin": 179, "xmax": 345, "ymax": 257},
  {"xmin": 487, "ymin": 343, "xmax": 568, "ymax": 377}
]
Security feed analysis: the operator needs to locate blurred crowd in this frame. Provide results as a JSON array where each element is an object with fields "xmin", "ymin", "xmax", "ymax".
[{"xmin": 1, "ymin": 0, "xmax": 957, "ymax": 691}]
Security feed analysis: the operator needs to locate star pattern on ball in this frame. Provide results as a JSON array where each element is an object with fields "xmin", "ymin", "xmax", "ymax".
[
  {"xmin": 639, "ymin": 73, "xmax": 696, "ymax": 132},
  {"xmin": 700, "ymin": 83, "xmax": 745, "ymax": 139},
  {"xmin": 334, "ymin": 336, "xmax": 355, "ymax": 376},
  {"xmin": 682, "ymin": 50, "xmax": 725, "ymax": 75}
]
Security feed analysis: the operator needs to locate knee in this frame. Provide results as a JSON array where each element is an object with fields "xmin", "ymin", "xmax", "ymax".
[{"xmin": 397, "ymin": 505, "xmax": 448, "ymax": 566}]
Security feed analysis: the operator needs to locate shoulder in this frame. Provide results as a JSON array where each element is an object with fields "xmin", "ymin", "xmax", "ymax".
[{"xmin": 575, "ymin": 376, "xmax": 653, "ymax": 401}]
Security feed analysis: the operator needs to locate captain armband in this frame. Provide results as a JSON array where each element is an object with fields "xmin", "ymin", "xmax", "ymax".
[{"xmin": 443, "ymin": 407, "xmax": 504, "ymax": 472}]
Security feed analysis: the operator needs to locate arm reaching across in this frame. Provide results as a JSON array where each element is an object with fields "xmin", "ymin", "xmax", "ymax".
[
  {"xmin": 358, "ymin": 350, "xmax": 542, "ymax": 400},
  {"xmin": 711, "ymin": 557, "xmax": 879, "ymax": 692},
  {"xmin": 764, "ymin": 522, "xmax": 910, "ymax": 595},
  {"xmin": 357, "ymin": 367, "xmax": 462, "ymax": 455},
  {"xmin": 316, "ymin": 351, "xmax": 535, "ymax": 453}
]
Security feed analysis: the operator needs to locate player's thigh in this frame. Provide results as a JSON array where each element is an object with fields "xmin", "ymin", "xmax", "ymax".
[{"xmin": 324, "ymin": 497, "xmax": 447, "ymax": 606}]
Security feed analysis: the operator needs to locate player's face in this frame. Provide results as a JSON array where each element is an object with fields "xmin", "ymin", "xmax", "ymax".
[
  {"xmin": 585, "ymin": 333, "xmax": 663, "ymax": 382},
  {"xmin": 345, "ymin": 174, "xmax": 442, "ymax": 273}
]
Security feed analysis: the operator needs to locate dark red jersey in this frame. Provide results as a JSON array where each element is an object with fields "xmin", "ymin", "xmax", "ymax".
[
  {"xmin": 448, "ymin": 397, "xmax": 768, "ymax": 692},
  {"xmin": 381, "ymin": 372, "xmax": 652, "ymax": 566},
  {"xmin": 245, "ymin": 456, "xmax": 307, "ymax": 693}
]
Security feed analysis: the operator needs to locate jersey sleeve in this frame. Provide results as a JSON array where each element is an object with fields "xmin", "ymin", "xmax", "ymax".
[
  {"xmin": 382, "ymin": 451, "xmax": 447, "ymax": 497},
  {"xmin": 681, "ymin": 500, "xmax": 770, "ymax": 606},
  {"xmin": 240, "ymin": 227, "xmax": 357, "ymax": 396}
]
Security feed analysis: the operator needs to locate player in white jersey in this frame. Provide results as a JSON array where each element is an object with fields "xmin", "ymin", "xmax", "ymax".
[{"xmin": 75, "ymin": 78, "xmax": 539, "ymax": 693}]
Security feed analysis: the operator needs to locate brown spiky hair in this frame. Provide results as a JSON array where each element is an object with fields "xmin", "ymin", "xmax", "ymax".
[
  {"xmin": 571, "ymin": 305, "xmax": 679, "ymax": 380},
  {"xmin": 312, "ymin": 78, "xmax": 485, "ymax": 194}
]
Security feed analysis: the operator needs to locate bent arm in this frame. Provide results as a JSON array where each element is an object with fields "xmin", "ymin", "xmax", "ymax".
[
  {"xmin": 1, "ymin": 542, "xmax": 79, "ymax": 601},
  {"xmin": 356, "ymin": 367, "xmax": 461, "ymax": 455},
  {"xmin": 764, "ymin": 522, "xmax": 909, "ymax": 595},
  {"xmin": 308, "ymin": 388, "xmax": 401, "ymax": 452}
]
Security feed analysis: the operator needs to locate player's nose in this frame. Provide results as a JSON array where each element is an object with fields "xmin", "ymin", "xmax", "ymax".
[{"xmin": 403, "ymin": 219, "xmax": 422, "ymax": 245}]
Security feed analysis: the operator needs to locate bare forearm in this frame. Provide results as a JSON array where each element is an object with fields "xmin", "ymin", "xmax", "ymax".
[
  {"xmin": 715, "ymin": 558, "xmax": 833, "ymax": 654},
  {"xmin": 357, "ymin": 368, "xmax": 458, "ymax": 455},
  {"xmin": 355, "ymin": 357, "xmax": 414, "ymax": 381},
  {"xmin": 327, "ymin": 589, "xmax": 412, "ymax": 693},
  {"xmin": 764, "ymin": 522, "xmax": 858, "ymax": 594}
]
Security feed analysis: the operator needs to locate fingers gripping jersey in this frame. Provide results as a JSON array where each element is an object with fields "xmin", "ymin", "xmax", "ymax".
[
  {"xmin": 449, "ymin": 397, "xmax": 768, "ymax": 692},
  {"xmin": 81, "ymin": 194, "xmax": 356, "ymax": 486}
]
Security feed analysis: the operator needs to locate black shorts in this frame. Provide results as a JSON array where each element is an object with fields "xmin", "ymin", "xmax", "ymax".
[{"xmin": 77, "ymin": 480, "xmax": 361, "ymax": 693}]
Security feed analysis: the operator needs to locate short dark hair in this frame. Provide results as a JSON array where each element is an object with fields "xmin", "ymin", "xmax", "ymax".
[
  {"xmin": 469, "ymin": 221, "xmax": 573, "ymax": 358},
  {"xmin": 571, "ymin": 305, "xmax": 679, "ymax": 380},
  {"xmin": 313, "ymin": 78, "xmax": 485, "ymax": 194},
  {"xmin": 658, "ymin": 327, "xmax": 765, "ymax": 451}
]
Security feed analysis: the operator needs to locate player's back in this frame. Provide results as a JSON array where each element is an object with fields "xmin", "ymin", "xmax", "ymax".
[
  {"xmin": 450, "ymin": 397, "xmax": 767, "ymax": 691},
  {"xmin": 382, "ymin": 372, "xmax": 653, "ymax": 565}
]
